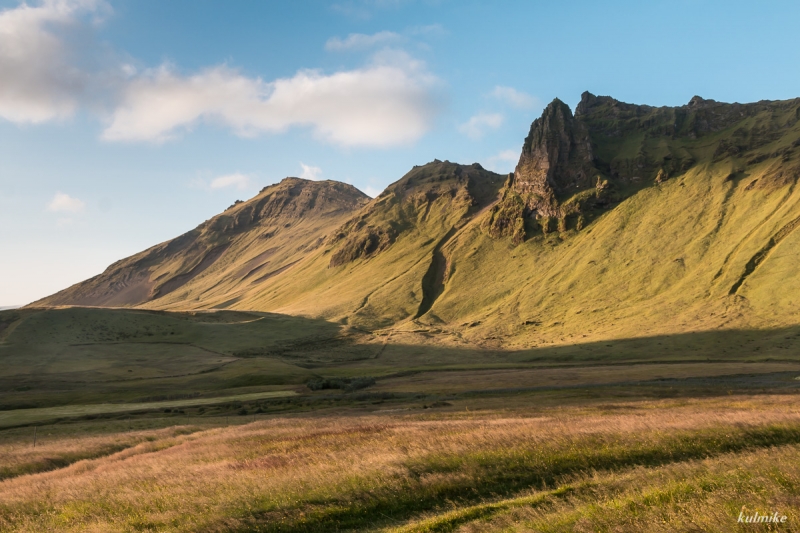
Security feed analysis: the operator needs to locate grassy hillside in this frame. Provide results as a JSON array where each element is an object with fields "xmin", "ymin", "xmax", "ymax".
[
  {"xmin": 230, "ymin": 161, "xmax": 506, "ymax": 328},
  {"xmin": 429, "ymin": 94, "xmax": 800, "ymax": 345},
  {"xmin": 7, "ymin": 92, "xmax": 800, "ymax": 532},
  {"xmin": 29, "ymin": 93, "xmax": 800, "ymax": 347}
]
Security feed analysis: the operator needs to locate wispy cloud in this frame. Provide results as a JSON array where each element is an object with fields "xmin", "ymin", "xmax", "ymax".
[
  {"xmin": 458, "ymin": 112, "xmax": 504, "ymax": 140},
  {"xmin": 47, "ymin": 192, "xmax": 85, "ymax": 213},
  {"xmin": 485, "ymin": 148, "xmax": 519, "ymax": 173},
  {"xmin": 325, "ymin": 31, "xmax": 403, "ymax": 51},
  {"xmin": 103, "ymin": 51, "xmax": 441, "ymax": 147},
  {"xmin": 209, "ymin": 173, "xmax": 252, "ymax": 190},
  {"xmin": 491, "ymin": 86, "xmax": 538, "ymax": 110},
  {"xmin": 299, "ymin": 163, "xmax": 322, "ymax": 180},
  {"xmin": 325, "ymin": 25, "xmax": 445, "ymax": 52}
]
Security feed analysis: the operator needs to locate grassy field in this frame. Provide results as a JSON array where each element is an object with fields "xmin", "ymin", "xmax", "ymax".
[
  {"xmin": 5, "ymin": 307, "xmax": 800, "ymax": 412},
  {"xmin": 1, "ymin": 394, "xmax": 799, "ymax": 532},
  {"xmin": 2, "ymin": 307, "xmax": 800, "ymax": 530}
]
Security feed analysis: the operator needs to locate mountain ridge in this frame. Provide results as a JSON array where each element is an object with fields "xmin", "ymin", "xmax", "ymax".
[{"xmin": 33, "ymin": 92, "xmax": 800, "ymax": 347}]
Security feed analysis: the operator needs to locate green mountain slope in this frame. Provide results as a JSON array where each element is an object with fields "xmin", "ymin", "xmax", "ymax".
[
  {"xmin": 428, "ymin": 93, "xmax": 800, "ymax": 345},
  {"xmin": 33, "ymin": 92, "xmax": 800, "ymax": 346}
]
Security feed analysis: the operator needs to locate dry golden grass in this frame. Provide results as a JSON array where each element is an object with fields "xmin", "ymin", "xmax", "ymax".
[
  {"xmin": 1, "ymin": 395, "xmax": 799, "ymax": 532},
  {"xmin": 0, "ymin": 425, "xmax": 197, "ymax": 480},
  {"xmin": 396, "ymin": 444, "xmax": 800, "ymax": 532}
]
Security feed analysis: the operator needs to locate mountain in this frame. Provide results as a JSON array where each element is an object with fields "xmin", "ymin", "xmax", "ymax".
[
  {"xmin": 34, "ymin": 178, "xmax": 370, "ymax": 308},
  {"xmin": 34, "ymin": 92, "xmax": 800, "ymax": 346}
]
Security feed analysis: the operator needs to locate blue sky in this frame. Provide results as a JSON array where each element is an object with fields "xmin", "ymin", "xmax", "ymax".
[{"xmin": 1, "ymin": 0, "xmax": 799, "ymax": 306}]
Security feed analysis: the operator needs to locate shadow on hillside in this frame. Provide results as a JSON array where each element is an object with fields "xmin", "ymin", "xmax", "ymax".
[
  {"xmin": 0, "ymin": 306, "xmax": 344, "ymax": 349},
  {"xmin": 3, "ymin": 306, "xmax": 800, "ymax": 409},
  {"xmin": 294, "ymin": 324, "xmax": 800, "ymax": 368}
]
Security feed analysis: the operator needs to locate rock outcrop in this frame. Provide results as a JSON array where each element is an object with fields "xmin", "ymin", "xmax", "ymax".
[
  {"xmin": 487, "ymin": 91, "xmax": 800, "ymax": 245},
  {"xmin": 485, "ymin": 96, "xmax": 601, "ymax": 243},
  {"xmin": 512, "ymin": 98, "xmax": 596, "ymax": 217}
]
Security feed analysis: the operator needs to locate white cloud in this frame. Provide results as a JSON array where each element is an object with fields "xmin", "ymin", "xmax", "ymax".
[
  {"xmin": 209, "ymin": 173, "xmax": 252, "ymax": 190},
  {"xmin": 47, "ymin": 192, "xmax": 85, "ymax": 213},
  {"xmin": 299, "ymin": 163, "xmax": 322, "ymax": 180},
  {"xmin": 363, "ymin": 185, "xmax": 382, "ymax": 198},
  {"xmin": 491, "ymin": 86, "xmax": 538, "ymax": 110},
  {"xmin": 325, "ymin": 31, "xmax": 403, "ymax": 51},
  {"xmin": 485, "ymin": 148, "xmax": 519, "ymax": 173},
  {"xmin": 458, "ymin": 112, "xmax": 504, "ymax": 140},
  {"xmin": 0, "ymin": 1, "xmax": 443, "ymax": 149},
  {"xmin": 0, "ymin": 0, "xmax": 108, "ymax": 124},
  {"xmin": 102, "ymin": 52, "xmax": 440, "ymax": 147}
]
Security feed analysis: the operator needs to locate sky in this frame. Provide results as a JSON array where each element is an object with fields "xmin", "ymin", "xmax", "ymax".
[{"xmin": 1, "ymin": 0, "xmax": 800, "ymax": 306}]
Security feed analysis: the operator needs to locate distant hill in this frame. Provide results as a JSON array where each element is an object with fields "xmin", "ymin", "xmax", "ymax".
[
  {"xmin": 34, "ymin": 92, "xmax": 800, "ymax": 346},
  {"xmin": 34, "ymin": 178, "xmax": 370, "ymax": 308}
]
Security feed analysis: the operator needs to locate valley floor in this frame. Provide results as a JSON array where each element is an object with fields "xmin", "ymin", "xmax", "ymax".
[
  {"xmin": 2, "ymin": 308, "xmax": 800, "ymax": 531},
  {"xmin": 1, "ymin": 392, "xmax": 799, "ymax": 532}
]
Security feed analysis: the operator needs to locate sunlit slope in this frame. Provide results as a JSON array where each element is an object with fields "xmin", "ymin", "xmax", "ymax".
[
  {"xmin": 34, "ymin": 178, "xmax": 369, "ymax": 309},
  {"xmin": 32, "ymin": 93, "xmax": 800, "ymax": 345},
  {"xmin": 429, "ymin": 162, "xmax": 800, "ymax": 345},
  {"xmin": 424, "ymin": 95, "xmax": 800, "ymax": 344},
  {"xmin": 227, "ymin": 162, "xmax": 506, "ymax": 328}
]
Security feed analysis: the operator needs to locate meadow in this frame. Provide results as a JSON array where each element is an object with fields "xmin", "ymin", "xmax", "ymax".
[
  {"xmin": 1, "ymin": 394, "xmax": 800, "ymax": 532},
  {"xmin": 2, "ymin": 307, "xmax": 800, "ymax": 531}
]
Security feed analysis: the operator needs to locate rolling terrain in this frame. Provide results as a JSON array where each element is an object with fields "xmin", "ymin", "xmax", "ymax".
[{"xmin": 5, "ymin": 92, "xmax": 800, "ymax": 532}]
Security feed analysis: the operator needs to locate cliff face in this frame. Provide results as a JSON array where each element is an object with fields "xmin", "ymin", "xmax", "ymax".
[
  {"xmin": 487, "ymin": 91, "xmax": 800, "ymax": 246},
  {"xmin": 513, "ymin": 98, "xmax": 596, "ymax": 217}
]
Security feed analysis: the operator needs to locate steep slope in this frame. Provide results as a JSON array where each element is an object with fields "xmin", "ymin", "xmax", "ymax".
[
  {"xmin": 34, "ymin": 178, "xmax": 370, "ymax": 308},
  {"xmin": 223, "ymin": 161, "xmax": 506, "ymax": 328},
  {"xmin": 429, "ymin": 92, "xmax": 800, "ymax": 345}
]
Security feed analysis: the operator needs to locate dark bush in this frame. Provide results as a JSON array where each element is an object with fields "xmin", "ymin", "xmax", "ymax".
[{"xmin": 306, "ymin": 377, "xmax": 376, "ymax": 392}]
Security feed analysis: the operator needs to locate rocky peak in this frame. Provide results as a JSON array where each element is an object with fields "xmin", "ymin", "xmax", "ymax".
[
  {"xmin": 328, "ymin": 161, "xmax": 505, "ymax": 267},
  {"xmin": 206, "ymin": 178, "xmax": 369, "ymax": 235},
  {"xmin": 686, "ymin": 95, "xmax": 716, "ymax": 108},
  {"xmin": 512, "ymin": 98, "xmax": 596, "ymax": 217}
]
